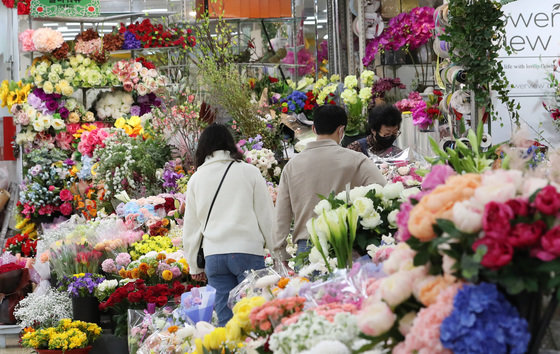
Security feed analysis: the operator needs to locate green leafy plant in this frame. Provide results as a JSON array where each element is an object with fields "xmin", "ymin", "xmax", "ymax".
[
  {"xmin": 442, "ymin": 0, "xmax": 520, "ymax": 125},
  {"xmin": 426, "ymin": 124, "xmax": 498, "ymax": 173}
]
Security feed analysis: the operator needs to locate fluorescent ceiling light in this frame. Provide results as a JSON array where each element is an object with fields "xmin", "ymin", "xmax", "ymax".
[
  {"xmin": 144, "ymin": 8, "xmax": 168, "ymax": 13},
  {"xmin": 44, "ymin": 23, "xmax": 59, "ymax": 26}
]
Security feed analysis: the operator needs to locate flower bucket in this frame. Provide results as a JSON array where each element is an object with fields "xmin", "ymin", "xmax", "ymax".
[
  {"xmin": 180, "ymin": 285, "xmax": 216, "ymax": 323},
  {"xmin": 35, "ymin": 346, "xmax": 92, "ymax": 354},
  {"xmin": 72, "ymin": 296, "xmax": 100, "ymax": 325}
]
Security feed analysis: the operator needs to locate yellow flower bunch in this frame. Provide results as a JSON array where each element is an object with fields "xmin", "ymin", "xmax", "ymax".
[
  {"xmin": 129, "ymin": 235, "xmax": 178, "ymax": 260},
  {"xmin": 0, "ymin": 80, "xmax": 32, "ymax": 110},
  {"xmin": 115, "ymin": 116, "xmax": 144, "ymax": 137},
  {"xmin": 21, "ymin": 319, "xmax": 101, "ymax": 350},
  {"xmin": 72, "ymin": 123, "xmax": 98, "ymax": 140},
  {"xmin": 15, "ymin": 216, "xmax": 38, "ymax": 239}
]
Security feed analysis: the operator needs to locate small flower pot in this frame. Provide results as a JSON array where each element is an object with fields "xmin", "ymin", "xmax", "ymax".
[
  {"xmin": 72, "ymin": 296, "xmax": 100, "ymax": 325},
  {"xmin": 35, "ymin": 346, "xmax": 92, "ymax": 354}
]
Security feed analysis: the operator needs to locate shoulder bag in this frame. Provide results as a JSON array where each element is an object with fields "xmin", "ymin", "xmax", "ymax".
[{"xmin": 197, "ymin": 160, "xmax": 235, "ymax": 269}]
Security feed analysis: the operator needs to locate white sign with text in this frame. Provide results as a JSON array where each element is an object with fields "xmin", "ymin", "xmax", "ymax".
[{"xmin": 492, "ymin": 0, "xmax": 560, "ymax": 147}]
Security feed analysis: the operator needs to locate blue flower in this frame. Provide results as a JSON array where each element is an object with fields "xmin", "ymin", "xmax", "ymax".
[{"xmin": 440, "ymin": 283, "xmax": 530, "ymax": 354}]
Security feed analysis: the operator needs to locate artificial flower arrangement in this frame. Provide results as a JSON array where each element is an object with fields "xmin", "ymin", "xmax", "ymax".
[
  {"xmin": 17, "ymin": 147, "xmax": 76, "ymax": 221},
  {"xmin": 117, "ymin": 18, "xmax": 196, "ymax": 49},
  {"xmin": 162, "ymin": 159, "xmax": 186, "ymax": 193},
  {"xmin": 363, "ymin": 7, "xmax": 435, "ymax": 66},
  {"xmin": 0, "ymin": 80, "xmax": 32, "ymax": 110},
  {"xmin": 411, "ymin": 89, "xmax": 444, "ymax": 130},
  {"xmin": 237, "ymin": 135, "xmax": 282, "ymax": 183},
  {"xmin": 371, "ymin": 77, "xmax": 406, "ymax": 101},
  {"xmin": 94, "ymin": 89, "xmax": 135, "ymax": 120},
  {"xmin": 3, "ymin": 232, "xmax": 38, "ymax": 257},
  {"xmin": 307, "ymin": 182, "xmax": 409, "ymax": 269},
  {"xmin": 29, "ymin": 55, "xmax": 119, "ymax": 90},
  {"xmin": 311, "ymin": 74, "xmax": 340, "ymax": 105},
  {"xmin": 21, "ymin": 318, "xmax": 102, "ymax": 351},
  {"xmin": 112, "ymin": 58, "xmax": 168, "ymax": 95},
  {"xmin": 393, "ymin": 160, "xmax": 560, "ymax": 352},
  {"xmin": 114, "ymin": 115, "xmax": 147, "ymax": 138},
  {"xmin": 2, "ymin": 0, "xmax": 30, "ymax": 15}
]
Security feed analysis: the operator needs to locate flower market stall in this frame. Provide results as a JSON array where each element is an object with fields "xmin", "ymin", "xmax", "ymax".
[{"xmin": 1, "ymin": 0, "xmax": 560, "ymax": 353}]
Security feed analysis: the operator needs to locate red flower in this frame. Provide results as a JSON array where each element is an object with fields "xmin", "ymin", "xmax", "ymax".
[
  {"xmin": 156, "ymin": 296, "xmax": 168, "ymax": 306},
  {"xmin": 17, "ymin": 0, "xmax": 29, "ymax": 15},
  {"xmin": 534, "ymin": 185, "xmax": 560, "ymax": 215},
  {"xmin": 482, "ymin": 202, "xmax": 513, "ymax": 239},
  {"xmin": 281, "ymin": 107, "xmax": 288, "ymax": 113},
  {"xmin": 472, "ymin": 237, "xmax": 514, "ymax": 269},
  {"xmin": 508, "ymin": 221, "xmax": 546, "ymax": 248},
  {"xmin": 532, "ymin": 226, "xmax": 560, "ymax": 261},
  {"xmin": 269, "ymin": 76, "xmax": 279, "ymax": 83},
  {"xmin": 2, "ymin": 0, "xmax": 15, "ymax": 8},
  {"xmin": 128, "ymin": 292, "xmax": 144, "ymax": 303},
  {"xmin": 59, "ymin": 202, "xmax": 73, "ymax": 216},
  {"xmin": 433, "ymin": 89, "xmax": 443, "ymax": 96},
  {"xmin": 59, "ymin": 189, "xmax": 73, "ymax": 202},
  {"xmin": 505, "ymin": 198, "xmax": 530, "ymax": 217}
]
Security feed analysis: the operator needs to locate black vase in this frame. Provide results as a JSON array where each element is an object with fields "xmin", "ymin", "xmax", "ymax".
[{"xmin": 72, "ymin": 296, "xmax": 101, "ymax": 325}]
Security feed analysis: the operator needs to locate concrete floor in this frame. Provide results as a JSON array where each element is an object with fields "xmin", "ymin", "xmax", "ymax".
[{"xmin": 0, "ymin": 335, "xmax": 32, "ymax": 354}]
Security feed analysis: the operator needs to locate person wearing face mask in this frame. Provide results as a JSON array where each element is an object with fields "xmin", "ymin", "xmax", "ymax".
[
  {"xmin": 273, "ymin": 105, "xmax": 386, "ymax": 264},
  {"xmin": 347, "ymin": 104, "xmax": 403, "ymax": 158}
]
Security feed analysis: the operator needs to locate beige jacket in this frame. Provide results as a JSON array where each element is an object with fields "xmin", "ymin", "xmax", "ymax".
[{"xmin": 272, "ymin": 139, "xmax": 387, "ymax": 260}]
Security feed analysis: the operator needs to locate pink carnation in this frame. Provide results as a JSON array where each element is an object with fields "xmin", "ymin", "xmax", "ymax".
[
  {"xmin": 75, "ymin": 38, "xmax": 103, "ymax": 55},
  {"xmin": 394, "ymin": 283, "xmax": 462, "ymax": 354},
  {"xmin": 19, "ymin": 29, "xmax": 35, "ymax": 52},
  {"xmin": 32, "ymin": 28, "xmax": 64, "ymax": 53}
]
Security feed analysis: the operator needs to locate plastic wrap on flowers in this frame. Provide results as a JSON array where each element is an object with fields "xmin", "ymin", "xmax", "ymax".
[
  {"xmin": 0, "ymin": 260, "xmax": 32, "ymax": 324},
  {"xmin": 227, "ymin": 268, "xmax": 282, "ymax": 309},
  {"xmin": 129, "ymin": 305, "xmax": 185, "ymax": 353},
  {"xmin": 300, "ymin": 268, "xmax": 368, "ymax": 309},
  {"xmin": 179, "ymin": 285, "xmax": 216, "ymax": 324}
]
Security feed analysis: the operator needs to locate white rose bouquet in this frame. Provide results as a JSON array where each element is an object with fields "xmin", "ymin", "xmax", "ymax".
[{"xmin": 95, "ymin": 89, "xmax": 134, "ymax": 120}]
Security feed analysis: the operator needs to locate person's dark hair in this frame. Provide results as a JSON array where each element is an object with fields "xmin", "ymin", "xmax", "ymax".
[
  {"xmin": 195, "ymin": 123, "xmax": 243, "ymax": 168},
  {"xmin": 313, "ymin": 105, "xmax": 348, "ymax": 135},
  {"xmin": 368, "ymin": 104, "xmax": 402, "ymax": 132}
]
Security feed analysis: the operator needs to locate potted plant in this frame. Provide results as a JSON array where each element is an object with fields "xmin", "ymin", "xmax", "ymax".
[
  {"xmin": 21, "ymin": 318, "xmax": 102, "ymax": 354},
  {"xmin": 58, "ymin": 273, "xmax": 105, "ymax": 325}
]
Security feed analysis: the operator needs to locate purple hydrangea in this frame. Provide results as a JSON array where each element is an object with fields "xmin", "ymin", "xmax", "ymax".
[{"xmin": 123, "ymin": 31, "xmax": 141, "ymax": 50}]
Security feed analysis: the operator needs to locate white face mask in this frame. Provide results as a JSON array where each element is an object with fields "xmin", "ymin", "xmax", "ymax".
[{"xmin": 338, "ymin": 127, "xmax": 345, "ymax": 145}]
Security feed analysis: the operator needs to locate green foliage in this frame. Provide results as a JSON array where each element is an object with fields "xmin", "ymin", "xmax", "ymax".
[
  {"xmin": 442, "ymin": 0, "xmax": 520, "ymax": 124},
  {"xmin": 425, "ymin": 124, "xmax": 498, "ymax": 173}
]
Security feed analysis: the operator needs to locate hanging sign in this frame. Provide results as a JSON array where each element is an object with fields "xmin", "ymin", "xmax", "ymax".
[{"xmin": 30, "ymin": 0, "xmax": 99, "ymax": 17}]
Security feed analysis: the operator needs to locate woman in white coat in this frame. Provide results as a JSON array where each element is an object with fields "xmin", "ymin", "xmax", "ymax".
[{"xmin": 183, "ymin": 124, "xmax": 275, "ymax": 326}]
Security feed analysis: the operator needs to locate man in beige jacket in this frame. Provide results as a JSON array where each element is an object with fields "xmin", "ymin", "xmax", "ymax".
[{"xmin": 272, "ymin": 105, "xmax": 387, "ymax": 263}]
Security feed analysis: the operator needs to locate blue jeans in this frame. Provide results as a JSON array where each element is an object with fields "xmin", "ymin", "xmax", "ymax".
[
  {"xmin": 205, "ymin": 253, "xmax": 265, "ymax": 327},
  {"xmin": 296, "ymin": 239, "xmax": 312, "ymax": 256}
]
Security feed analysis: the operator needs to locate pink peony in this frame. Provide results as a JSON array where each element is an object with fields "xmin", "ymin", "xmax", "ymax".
[
  {"xmin": 482, "ymin": 202, "xmax": 514, "ymax": 240},
  {"xmin": 356, "ymin": 301, "xmax": 396, "ymax": 336},
  {"xmin": 531, "ymin": 226, "xmax": 560, "ymax": 261},
  {"xmin": 451, "ymin": 200, "xmax": 483, "ymax": 234},
  {"xmin": 472, "ymin": 237, "xmax": 513, "ymax": 269},
  {"xmin": 394, "ymin": 283, "xmax": 461, "ymax": 354},
  {"xmin": 32, "ymin": 28, "xmax": 64, "ymax": 52},
  {"xmin": 19, "ymin": 29, "xmax": 35, "ymax": 52},
  {"xmin": 508, "ymin": 221, "xmax": 546, "ymax": 248},
  {"xmin": 473, "ymin": 170, "xmax": 520, "ymax": 206},
  {"xmin": 379, "ymin": 271, "xmax": 413, "ymax": 307},
  {"xmin": 505, "ymin": 198, "xmax": 530, "ymax": 217},
  {"xmin": 534, "ymin": 185, "xmax": 560, "ymax": 215}
]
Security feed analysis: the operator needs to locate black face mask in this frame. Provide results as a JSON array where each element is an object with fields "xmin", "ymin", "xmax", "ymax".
[{"xmin": 374, "ymin": 132, "xmax": 397, "ymax": 150}]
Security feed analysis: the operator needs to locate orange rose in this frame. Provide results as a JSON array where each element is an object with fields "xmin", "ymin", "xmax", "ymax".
[{"xmin": 408, "ymin": 174, "xmax": 481, "ymax": 241}]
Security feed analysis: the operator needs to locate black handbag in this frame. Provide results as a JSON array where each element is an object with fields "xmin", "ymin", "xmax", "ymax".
[{"xmin": 197, "ymin": 161, "xmax": 235, "ymax": 269}]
